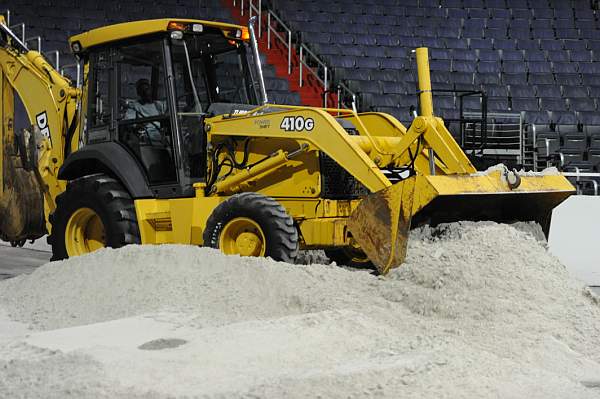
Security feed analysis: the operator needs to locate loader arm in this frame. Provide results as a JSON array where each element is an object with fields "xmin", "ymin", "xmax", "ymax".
[
  {"xmin": 0, "ymin": 16, "xmax": 80, "ymax": 240},
  {"xmin": 206, "ymin": 104, "xmax": 394, "ymax": 194}
]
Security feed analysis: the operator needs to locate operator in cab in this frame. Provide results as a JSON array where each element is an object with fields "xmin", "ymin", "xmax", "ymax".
[{"xmin": 125, "ymin": 78, "xmax": 167, "ymax": 145}]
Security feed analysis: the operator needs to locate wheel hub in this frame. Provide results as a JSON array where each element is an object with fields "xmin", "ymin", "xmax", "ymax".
[
  {"xmin": 219, "ymin": 217, "xmax": 266, "ymax": 257},
  {"xmin": 65, "ymin": 208, "xmax": 106, "ymax": 257}
]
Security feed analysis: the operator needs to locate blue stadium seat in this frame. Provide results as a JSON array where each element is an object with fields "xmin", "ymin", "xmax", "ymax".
[
  {"xmin": 528, "ymin": 73, "xmax": 555, "ymax": 85},
  {"xmin": 528, "ymin": 61, "xmax": 552, "ymax": 73},
  {"xmin": 355, "ymin": 57, "xmax": 381, "ymax": 69},
  {"xmin": 421, "ymin": 38, "xmax": 446, "ymax": 48},
  {"xmin": 380, "ymin": 58, "xmax": 404, "ymax": 70},
  {"xmin": 552, "ymin": 62, "xmax": 578, "ymax": 73},
  {"xmin": 445, "ymin": 38, "xmax": 469, "ymax": 50},
  {"xmin": 524, "ymin": 50, "xmax": 547, "ymax": 61},
  {"xmin": 348, "ymin": 80, "xmax": 382, "ymax": 94},
  {"xmin": 385, "ymin": 47, "xmax": 407, "ymax": 58},
  {"xmin": 524, "ymin": 111, "xmax": 552, "ymax": 124},
  {"xmin": 487, "ymin": 18, "xmax": 508, "ymax": 30},
  {"xmin": 478, "ymin": 49, "xmax": 501, "ymax": 61},
  {"xmin": 546, "ymin": 51, "xmax": 570, "ymax": 62},
  {"xmin": 437, "ymin": 26, "xmax": 461, "ymax": 39},
  {"xmin": 579, "ymin": 62, "xmax": 600, "ymax": 74},
  {"xmin": 431, "ymin": 59, "xmax": 452, "ymax": 71},
  {"xmin": 488, "ymin": 97, "xmax": 509, "ymax": 111},
  {"xmin": 363, "ymin": 46, "xmax": 386, "ymax": 58},
  {"xmin": 487, "ymin": 27, "xmax": 508, "ymax": 39},
  {"xmin": 430, "ymin": 48, "xmax": 452, "ymax": 60},
  {"xmin": 510, "ymin": 84, "xmax": 535, "ymax": 98},
  {"xmin": 436, "ymin": 95, "xmax": 456, "ymax": 109},
  {"xmin": 536, "ymin": 85, "xmax": 562, "ymax": 98},
  {"xmin": 371, "ymin": 70, "xmax": 400, "ymax": 82},
  {"xmin": 493, "ymin": 38, "xmax": 516, "ymax": 50},
  {"xmin": 531, "ymin": 28, "xmax": 556, "ymax": 41},
  {"xmin": 500, "ymin": 49, "xmax": 524, "ymax": 61},
  {"xmin": 451, "ymin": 49, "xmax": 478, "ymax": 61},
  {"xmin": 485, "ymin": 84, "xmax": 509, "ymax": 97},
  {"xmin": 579, "ymin": 112, "xmax": 600, "ymax": 126},
  {"xmin": 512, "ymin": 97, "xmax": 539, "ymax": 111},
  {"xmin": 462, "ymin": 95, "xmax": 483, "ymax": 110},
  {"xmin": 491, "ymin": 8, "xmax": 511, "ymax": 19},
  {"xmin": 389, "ymin": 25, "xmax": 413, "ymax": 36},
  {"xmin": 563, "ymin": 39, "xmax": 587, "ymax": 51},
  {"xmin": 516, "ymin": 39, "xmax": 539, "ymax": 50},
  {"xmin": 478, "ymin": 61, "xmax": 501, "ymax": 73},
  {"xmin": 381, "ymin": 81, "xmax": 408, "ymax": 95},
  {"xmin": 568, "ymin": 98, "xmax": 596, "ymax": 112},
  {"xmin": 503, "ymin": 73, "xmax": 528, "ymax": 84},
  {"xmin": 551, "ymin": 111, "xmax": 578, "ymax": 124},
  {"xmin": 582, "ymin": 74, "xmax": 600, "ymax": 86},
  {"xmin": 555, "ymin": 73, "xmax": 582, "ymax": 86},
  {"xmin": 502, "ymin": 60, "xmax": 526, "ymax": 73},
  {"xmin": 563, "ymin": 86, "xmax": 588, "ymax": 98},
  {"xmin": 452, "ymin": 60, "xmax": 477, "ymax": 73},
  {"xmin": 475, "ymin": 72, "xmax": 502, "ymax": 84},
  {"xmin": 469, "ymin": 38, "xmax": 494, "ymax": 49},
  {"xmin": 540, "ymin": 39, "xmax": 563, "ymax": 51},
  {"xmin": 374, "ymin": 35, "xmax": 400, "ymax": 47}
]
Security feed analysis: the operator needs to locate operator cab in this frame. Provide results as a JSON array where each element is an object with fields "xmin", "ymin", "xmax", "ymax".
[{"xmin": 70, "ymin": 19, "xmax": 262, "ymax": 198}]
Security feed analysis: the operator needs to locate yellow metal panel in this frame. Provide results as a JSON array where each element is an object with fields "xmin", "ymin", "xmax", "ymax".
[
  {"xmin": 135, "ymin": 196, "xmax": 226, "ymax": 245},
  {"xmin": 69, "ymin": 19, "xmax": 247, "ymax": 50},
  {"xmin": 423, "ymin": 171, "xmax": 574, "ymax": 196},
  {"xmin": 299, "ymin": 218, "xmax": 349, "ymax": 247},
  {"xmin": 207, "ymin": 106, "xmax": 391, "ymax": 193},
  {"xmin": 416, "ymin": 47, "xmax": 434, "ymax": 117},
  {"xmin": 208, "ymin": 136, "xmax": 321, "ymax": 198},
  {"xmin": 340, "ymin": 112, "xmax": 408, "ymax": 136}
]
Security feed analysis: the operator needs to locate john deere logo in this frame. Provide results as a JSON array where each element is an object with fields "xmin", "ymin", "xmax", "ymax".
[{"xmin": 36, "ymin": 111, "xmax": 51, "ymax": 143}]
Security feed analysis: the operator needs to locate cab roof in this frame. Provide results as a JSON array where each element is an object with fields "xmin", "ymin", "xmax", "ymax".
[{"xmin": 69, "ymin": 18, "xmax": 247, "ymax": 52}]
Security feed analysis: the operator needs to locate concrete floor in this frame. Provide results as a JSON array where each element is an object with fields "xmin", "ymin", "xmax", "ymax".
[{"xmin": 0, "ymin": 241, "xmax": 51, "ymax": 280}]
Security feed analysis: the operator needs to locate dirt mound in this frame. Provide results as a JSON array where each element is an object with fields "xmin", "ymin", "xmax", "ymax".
[{"xmin": 1, "ymin": 222, "xmax": 599, "ymax": 398}]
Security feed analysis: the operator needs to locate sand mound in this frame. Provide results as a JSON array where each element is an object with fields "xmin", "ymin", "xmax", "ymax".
[{"xmin": 1, "ymin": 221, "xmax": 599, "ymax": 398}]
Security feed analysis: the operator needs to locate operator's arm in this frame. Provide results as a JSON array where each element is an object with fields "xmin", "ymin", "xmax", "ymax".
[{"xmin": 124, "ymin": 102, "xmax": 139, "ymax": 120}]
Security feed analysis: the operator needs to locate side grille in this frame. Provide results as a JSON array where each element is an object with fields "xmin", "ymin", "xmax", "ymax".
[{"xmin": 319, "ymin": 152, "xmax": 370, "ymax": 199}]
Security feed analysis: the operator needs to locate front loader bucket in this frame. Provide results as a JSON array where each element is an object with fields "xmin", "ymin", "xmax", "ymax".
[
  {"xmin": 347, "ymin": 176, "xmax": 417, "ymax": 275},
  {"xmin": 348, "ymin": 171, "xmax": 574, "ymax": 275}
]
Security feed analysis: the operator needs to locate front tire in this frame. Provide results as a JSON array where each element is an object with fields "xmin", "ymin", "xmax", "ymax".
[
  {"xmin": 325, "ymin": 246, "xmax": 375, "ymax": 270},
  {"xmin": 203, "ymin": 192, "xmax": 299, "ymax": 263},
  {"xmin": 48, "ymin": 174, "xmax": 140, "ymax": 260}
]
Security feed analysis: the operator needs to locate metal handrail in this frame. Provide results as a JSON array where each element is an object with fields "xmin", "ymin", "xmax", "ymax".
[
  {"xmin": 336, "ymin": 81, "xmax": 357, "ymax": 110},
  {"xmin": 25, "ymin": 35, "xmax": 41, "ymax": 52},
  {"xmin": 60, "ymin": 63, "xmax": 81, "ymax": 88},
  {"xmin": 248, "ymin": 0, "xmax": 262, "ymax": 37},
  {"xmin": 299, "ymin": 44, "xmax": 329, "ymax": 105},
  {"xmin": 267, "ymin": 9, "xmax": 292, "ymax": 75},
  {"xmin": 44, "ymin": 50, "xmax": 60, "ymax": 70},
  {"xmin": 236, "ymin": 1, "xmax": 356, "ymax": 109},
  {"xmin": 9, "ymin": 22, "xmax": 24, "ymax": 42}
]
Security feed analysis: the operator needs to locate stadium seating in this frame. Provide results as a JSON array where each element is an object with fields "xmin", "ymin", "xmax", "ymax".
[
  {"xmin": 271, "ymin": 0, "xmax": 600, "ymax": 177},
  {"xmin": 5, "ymin": 0, "xmax": 301, "ymax": 105}
]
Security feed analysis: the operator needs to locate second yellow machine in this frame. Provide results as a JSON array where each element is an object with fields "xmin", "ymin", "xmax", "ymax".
[{"xmin": 0, "ymin": 16, "xmax": 573, "ymax": 273}]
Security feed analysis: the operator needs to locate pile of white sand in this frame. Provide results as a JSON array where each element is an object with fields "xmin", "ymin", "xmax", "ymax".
[{"xmin": 1, "ymin": 221, "xmax": 599, "ymax": 398}]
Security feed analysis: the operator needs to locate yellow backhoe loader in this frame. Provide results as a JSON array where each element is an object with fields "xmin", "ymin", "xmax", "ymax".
[{"xmin": 0, "ymin": 15, "xmax": 574, "ymax": 274}]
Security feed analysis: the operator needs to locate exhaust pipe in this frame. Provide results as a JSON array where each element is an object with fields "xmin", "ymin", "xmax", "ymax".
[{"xmin": 248, "ymin": 16, "xmax": 268, "ymax": 105}]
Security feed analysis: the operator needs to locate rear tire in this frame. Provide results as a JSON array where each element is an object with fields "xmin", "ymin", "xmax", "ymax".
[
  {"xmin": 203, "ymin": 192, "xmax": 299, "ymax": 263},
  {"xmin": 325, "ymin": 246, "xmax": 375, "ymax": 270},
  {"xmin": 48, "ymin": 174, "xmax": 140, "ymax": 260}
]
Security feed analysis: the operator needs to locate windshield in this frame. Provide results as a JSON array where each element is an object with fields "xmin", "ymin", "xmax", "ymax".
[{"xmin": 170, "ymin": 32, "xmax": 258, "ymax": 114}]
